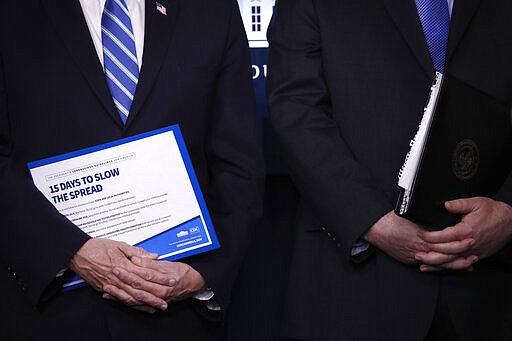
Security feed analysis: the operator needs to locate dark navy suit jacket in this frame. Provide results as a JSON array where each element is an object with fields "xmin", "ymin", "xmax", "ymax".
[
  {"xmin": 0, "ymin": 0, "xmax": 265, "ymax": 339},
  {"xmin": 268, "ymin": 0, "xmax": 512, "ymax": 340}
]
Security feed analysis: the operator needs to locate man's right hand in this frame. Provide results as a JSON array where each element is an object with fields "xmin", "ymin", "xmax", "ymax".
[
  {"xmin": 364, "ymin": 211, "xmax": 429, "ymax": 264},
  {"xmin": 69, "ymin": 238, "xmax": 168, "ymax": 313}
]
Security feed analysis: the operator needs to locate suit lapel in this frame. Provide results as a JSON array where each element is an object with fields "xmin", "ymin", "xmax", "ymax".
[
  {"xmin": 40, "ymin": 0, "xmax": 123, "ymax": 127},
  {"xmin": 445, "ymin": 0, "xmax": 482, "ymax": 67},
  {"xmin": 125, "ymin": 0, "xmax": 180, "ymax": 126},
  {"xmin": 380, "ymin": 0, "xmax": 434, "ymax": 78}
]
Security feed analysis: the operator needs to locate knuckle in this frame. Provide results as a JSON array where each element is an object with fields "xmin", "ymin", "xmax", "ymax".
[
  {"xmin": 134, "ymin": 246, "xmax": 145, "ymax": 255},
  {"xmin": 131, "ymin": 279, "xmax": 144, "ymax": 289},
  {"xmin": 167, "ymin": 287, "xmax": 178, "ymax": 298},
  {"xmin": 152, "ymin": 273, "xmax": 166, "ymax": 284},
  {"xmin": 463, "ymin": 258, "xmax": 474, "ymax": 267},
  {"xmin": 140, "ymin": 270, "xmax": 153, "ymax": 281},
  {"xmin": 132, "ymin": 291, "xmax": 147, "ymax": 302},
  {"xmin": 117, "ymin": 259, "xmax": 130, "ymax": 268},
  {"xmin": 168, "ymin": 277, "xmax": 178, "ymax": 286},
  {"xmin": 155, "ymin": 287, "xmax": 168, "ymax": 298},
  {"xmin": 125, "ymin": 297, "xmax": 138, "ymax": 306}
]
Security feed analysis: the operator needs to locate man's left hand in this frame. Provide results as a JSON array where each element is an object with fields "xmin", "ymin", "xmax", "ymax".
[
  {"xmin": 102, "ymin": 257, "xmax": 207, "ymax": 310},
  {"xmin": 416, "ymin": 197, "xmax": 512, "ymax": 271}
]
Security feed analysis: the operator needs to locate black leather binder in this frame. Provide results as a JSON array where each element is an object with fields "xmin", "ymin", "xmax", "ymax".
[{"xmin": 395, "ymin": 74, "xmax": 512, "ymax": 230}]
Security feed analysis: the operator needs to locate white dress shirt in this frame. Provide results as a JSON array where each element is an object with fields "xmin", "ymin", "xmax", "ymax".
[
  {"xmin": 447, "ymin": 0, "xmax": 454, "ymax": 16},
  {"xmin": 79, "ymin": 0, "xmax": 145, "ymax": 70}
]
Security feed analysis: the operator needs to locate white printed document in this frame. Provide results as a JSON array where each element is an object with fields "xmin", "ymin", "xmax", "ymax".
[{"xmin": 28, "ymin": 125, "xmax": 219, "ymax": 290}]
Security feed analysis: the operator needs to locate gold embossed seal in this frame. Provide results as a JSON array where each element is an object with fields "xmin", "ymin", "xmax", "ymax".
[{"xmin": 452, "ymin": 139, "xmax": 479, "ymax": 181}]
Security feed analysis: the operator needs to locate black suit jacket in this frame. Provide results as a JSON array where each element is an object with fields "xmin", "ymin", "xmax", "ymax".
[
  {"xmin": 0, "ymin": 0, "xmax": 264, "ymax": 339},
  {"xmin": 268, "ymin": 0, "xmax": 512, "ymax": 340}
]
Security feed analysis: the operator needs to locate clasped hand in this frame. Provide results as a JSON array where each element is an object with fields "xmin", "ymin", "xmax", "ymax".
[
  {"xmin": 69, "ymin": 239, "xmax": 206, "ymax": 313},
  {"xmin": 416, "ymin": 197, "xmax": 512, "ymax": 271},
  {"xmin": 365, "ymin": 197, "xmax": 512, "ymax": 272}
]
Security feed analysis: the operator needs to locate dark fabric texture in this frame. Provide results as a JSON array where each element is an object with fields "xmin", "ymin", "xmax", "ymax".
[
  {"xmin": 267, "ymin": 0, "xmax": 512, "ymax": 340},
  {"xmin": 0, "ymin": 0, "xmax": 265, "ymax": 339}
]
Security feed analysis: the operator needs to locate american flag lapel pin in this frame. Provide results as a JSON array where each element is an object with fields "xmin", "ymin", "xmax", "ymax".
[{"xmin": 156, "ymin": 1, "xmax": 167, "ymax": 16}]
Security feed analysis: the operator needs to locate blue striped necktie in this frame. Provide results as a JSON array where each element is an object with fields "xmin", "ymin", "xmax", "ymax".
[
  {"xmin": 102, "ymin": 0, "xmax": 139, "ymax": 124},
  {"xmin": 415, "ymin": 0, "xmax": 450, "ymax": 73}
]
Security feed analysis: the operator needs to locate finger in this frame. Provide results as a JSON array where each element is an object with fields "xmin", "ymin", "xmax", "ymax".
[
  {"xmin": 132, "ymin": 258, "xmax": 183, "ymax": 282},
  {"xmin": 415, "ymin": 251, "xmax": 461, "ymax": 266},
  {"xmin": 418, "ymin": 225, "xmax": 469, "ymax": 244},
  {"xmin": 419, "ymin": 255, "xmax": 478, "ymax": 272},
  {"xmin": 425, "ymin": 238, "xmax": 475, "ymax": 255},
  {"xmin": 420, "ymin": 264, "xmax": 474, "ymax": 272},
  {"xmin": 102, "ymin": 292, "xmax": 157, "ymax": 314},
  {"xmin": 105, "ymin": 272, "xmax": 169, "ymax": 311},
  {"xmin": 444, "ymin": 197, "xmax": 479, "ymax": 215},
  {"xmin": 418, "ymin": 265, "xmax": 445, "ymax": 272},
  {"xmin": 131, "ymin": 305, "xmax": 157, "ymax": 314},
  {"xmin": 118, "ymin": 244, "xmax": 158, "ymax": 259},
  {"xmin": 102, "ymin": 292, "xmax": 120, "ymax": 302},
  {"xmin": 103, "ymin": 284, "xmax": 143, "ymax": 306},
  {"xmin": 131, "ymin": 256, "xmax": 165, "ymax": 271},
  {"xmin": 438, "ymin": 255, "xmax": 478, "ymax": 271},
  {"xmin": 124, "ymin": 260, "xmax": 177, "ymax": 287},
  {"xmin": 112, "ymin": 267, "xmax": 174, "ymax": 302}
]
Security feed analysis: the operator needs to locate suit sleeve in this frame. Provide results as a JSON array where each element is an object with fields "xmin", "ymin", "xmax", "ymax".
[
  {"xmin": 0, "ymin": 18, "xmax": 90, "ymax": 307},
  {"xmin": 493, "ymin": 170, "xmax": 512, "ymax": 261},
  {"xmin": 184, "ymin": 0, "xmax": 265, "ymax": 311},
  {"xmin": 267, "ymin": 0, "xmax": 391, "ymax": 258}
]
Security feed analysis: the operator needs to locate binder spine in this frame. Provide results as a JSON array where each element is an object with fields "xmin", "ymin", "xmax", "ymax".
[{"xmin": 397, "ymin": 72, "xmax": 444, "ymax": 215}]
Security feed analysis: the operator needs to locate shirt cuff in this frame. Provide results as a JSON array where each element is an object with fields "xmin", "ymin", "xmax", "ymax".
[
  {"xmin": 193, "ymin": 289, "xmax": 221, "ymax": 311},
  {"xmin": 350, "ymin": 239, "xmax": 375, "ymax": 264},
  {"xmin": 351, "ymin": 239, "xmax": 370, "ymax": 256},
  {"xmin": 56, "ymin": 268, "xmax": 68, "ymax": 278}
]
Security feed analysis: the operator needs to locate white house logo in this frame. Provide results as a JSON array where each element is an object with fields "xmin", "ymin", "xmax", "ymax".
[
  {"xmin": 176, "ymin": 230, "xmax": 189, "ymax": 238},
  {"xmin": 237, "ymin": 0, "xmax": 275, "ymax": 48}
]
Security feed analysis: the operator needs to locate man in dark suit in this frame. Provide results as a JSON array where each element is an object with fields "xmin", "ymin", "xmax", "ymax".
[
  {"xmin": 267, "ymin": 0, "xmax": 512, "ymax": 340},
  {"xmin": 0, "ymin": 0, "xmax": 264, "ymax": 339}
]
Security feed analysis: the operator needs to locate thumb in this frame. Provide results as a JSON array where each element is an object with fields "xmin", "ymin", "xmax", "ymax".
[{"xmin": 445, "ymin": 197, "xmax": 478, "ymax": 215}]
